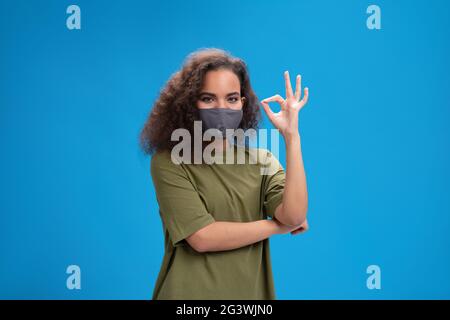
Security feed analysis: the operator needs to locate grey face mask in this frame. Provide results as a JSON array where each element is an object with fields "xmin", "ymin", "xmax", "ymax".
[{"xmin": 198, "ymin": 108, "xmax": 243, "ymax": 137}]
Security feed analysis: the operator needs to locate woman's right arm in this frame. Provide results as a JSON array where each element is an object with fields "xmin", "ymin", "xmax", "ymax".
[
  {"xmin": 151, "ymin": 152, "xmax": 304, "ymax": 252},
  {"xmin": 186, "ymin": 218, "xmax": 302, "ymax": 253}
]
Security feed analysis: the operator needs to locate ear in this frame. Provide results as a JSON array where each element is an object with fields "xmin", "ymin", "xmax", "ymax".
[{"xmin": 241, "ymin": 96, "xmax": 246, "ymax": 106}]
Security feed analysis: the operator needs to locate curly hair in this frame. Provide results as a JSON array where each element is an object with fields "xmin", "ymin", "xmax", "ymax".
[{"xmin": 139, "ymin": 48, "xmax": 262, "ymax": 156}]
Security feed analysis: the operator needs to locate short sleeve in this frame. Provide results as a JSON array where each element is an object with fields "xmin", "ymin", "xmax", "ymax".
[
  {"xmin": 151, "ymin": 151, "xmax": 216, "ymax": 247},
  {"xmin": 261, "ymin": 150, "xmax": 285, "ymax": 219}
]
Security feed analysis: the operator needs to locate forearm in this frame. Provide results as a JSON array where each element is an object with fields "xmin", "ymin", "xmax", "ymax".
[
  {"xmin": 277, "ymin": 132, "xmax": 308, "ymax": 226},
  {"xmin": 199, "ymin": 220, "xmax": 279, "ymax": 252}
]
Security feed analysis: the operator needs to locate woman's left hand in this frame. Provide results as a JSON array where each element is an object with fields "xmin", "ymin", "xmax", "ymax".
[{"xmin": 261, "ymin": 71, "xmax": 309, "ymax": 138}]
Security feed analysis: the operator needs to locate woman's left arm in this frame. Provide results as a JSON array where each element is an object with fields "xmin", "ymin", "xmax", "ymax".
[{"xmin": 261, "ymin": 70, "xmax": 310, "ymax": 228}]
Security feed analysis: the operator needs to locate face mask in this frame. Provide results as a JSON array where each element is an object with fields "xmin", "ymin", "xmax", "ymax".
[{"xmin": 198, "ymin": 108, "xmax": 243, "ymax": 137}]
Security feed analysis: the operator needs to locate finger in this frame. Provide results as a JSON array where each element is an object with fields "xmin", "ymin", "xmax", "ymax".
[
  {"xmin": 300, "ymin": 87, "xmax": 309, "ymax": 106},
  {"xmin": 261, "ymin": 94, "xmax": 286, "ymax": 110},
  {"xmin": 294, "ymin": 74, "xmax": 301, "ymax": 101},
  {"xmin": 291, "ymin": 227, "xmax": 305, "ymax": 235},
  {"xmin": 295, "ymin": 226, "xmax": 308, "ymax": 234},
  {"xmin": 284, "ymin": 71, "xmax": 293, "ymax": 99},
  {"xmin": 260, "ymin": 101, "xmax": 276, "ymax": 123}
]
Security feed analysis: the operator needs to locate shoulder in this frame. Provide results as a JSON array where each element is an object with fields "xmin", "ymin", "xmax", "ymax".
[
  {"xmin": 151, "ymin": 150, "xmax": 172, "ymax": 167},
  {"xmin": 249, "ymin": 147, "xmax": 284, "ymax": 176},
  {"xmin": 242, "ymin": 146, "xmax": 278, "ymax": 165},
  {"xmin": 150, "ymin": 150, "xmax": 184, "ymax": 175}
]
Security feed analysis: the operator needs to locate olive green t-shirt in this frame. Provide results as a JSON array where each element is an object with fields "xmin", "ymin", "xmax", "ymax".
[{"xmin": 150, "ymin": 144, "xmax": 285, "ymax": 300}]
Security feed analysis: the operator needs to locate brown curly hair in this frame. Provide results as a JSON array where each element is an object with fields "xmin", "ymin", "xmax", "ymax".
[{"xmin": 139, "ymin": 47, "xmax": 262, "ymax": 156}]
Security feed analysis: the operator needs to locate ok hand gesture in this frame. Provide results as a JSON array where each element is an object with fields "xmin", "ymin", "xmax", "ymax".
[{"xmin": 261, "ymin": 71, "xmax": 309, "ymax": 138}]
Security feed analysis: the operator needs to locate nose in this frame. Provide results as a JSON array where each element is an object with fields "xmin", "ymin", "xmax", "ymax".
[{"xmin": 216, "ymin": 99, "xmax": 227, "ymax": 109}]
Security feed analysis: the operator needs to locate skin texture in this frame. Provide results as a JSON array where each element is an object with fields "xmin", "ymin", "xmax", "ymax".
[
  {"xmin": 186, "ymin": 69, "xmax": 309, "ymax": 253},
  {"xmin": 196, "ymin": 69, "xmax": 244, "ymax": 152},
  {"xmin": 261, "ymin": 71, "xmax": 309, "ymax": 230},
  {"xmin": 139, "ymin": 48, "xmax": 262, "ymax": 157}
]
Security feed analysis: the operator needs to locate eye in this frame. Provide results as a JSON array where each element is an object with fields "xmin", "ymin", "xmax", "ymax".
[
  {"xmin": 200, "ymin": 97, "xmax": 214, "ymax": 103},
  {"xmin": 228, "ymin": 97, "xmax": 239, "ymax": 103}
]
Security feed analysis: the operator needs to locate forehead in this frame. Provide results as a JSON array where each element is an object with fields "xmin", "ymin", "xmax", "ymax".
[{"xmin": 201, "ymin": 69, "xmax": 241, "ymax": 93}]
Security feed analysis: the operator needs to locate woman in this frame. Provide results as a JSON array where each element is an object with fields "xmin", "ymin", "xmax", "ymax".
[{"xmin": 140, "ymin": 48, "xmax": 310, "ymax": 300}]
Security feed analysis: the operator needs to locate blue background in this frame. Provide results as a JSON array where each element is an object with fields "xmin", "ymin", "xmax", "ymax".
[{"xmin": 1, "ymin": 0, "xmax": 449, "ymax": 299}]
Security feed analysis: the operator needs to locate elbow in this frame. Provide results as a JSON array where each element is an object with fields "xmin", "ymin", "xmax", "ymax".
[
  {"xmin": 192, "ymin": 244, "xmax": 208, "ymax": 253},
  {"xmin": 186, "ymin": 228, "xmax": 211, "ymax": 253},
  {"xmin": 282, "ymin": 216, "xmax": 306, "ymax": 227},
  {"xmin": 276, "ymin": 207, "xmax": 308, "ymax": 227},
  {"xmin": 193, "ymin": 240, "xmax": 209, "ymax": 253}
]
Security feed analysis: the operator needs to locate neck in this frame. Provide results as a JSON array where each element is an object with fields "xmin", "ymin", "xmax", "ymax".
[{"xmin": 211, "ymin": 137, "xmax": 231, "ymax": 153}]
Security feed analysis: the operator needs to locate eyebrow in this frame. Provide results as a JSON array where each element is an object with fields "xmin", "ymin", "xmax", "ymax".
[{"xmin": 199, "ymin": 91, "xmax": 240, "ymax": 97}]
